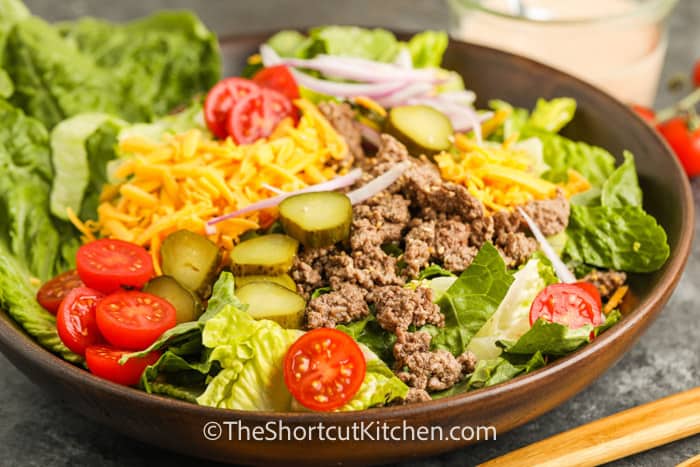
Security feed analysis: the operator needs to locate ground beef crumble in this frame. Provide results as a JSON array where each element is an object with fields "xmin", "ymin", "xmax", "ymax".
[
  {"xmin": 368, "ymin": 286, "xmax": 444, "ymax": 332},
  {"xmin": 583, "ymin": 269, "xmax": 628, "ymax": 299},
  {"xmin": 291, "ymin": 133, "xmax": 573, "ymax": 404},
  {"xmin": 305, "ymin": 283, "xmax": 369, "ymax": 329}
]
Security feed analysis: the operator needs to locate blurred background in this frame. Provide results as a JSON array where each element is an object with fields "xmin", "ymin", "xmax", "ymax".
[{"xmin": 3, "ymin": 1, "xmax": 698, "ymax": 466}]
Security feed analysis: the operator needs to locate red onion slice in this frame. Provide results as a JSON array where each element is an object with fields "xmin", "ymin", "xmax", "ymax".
[
  {"xmin": 517, "ymin": 207, "xmax": 576, "ymax": 284},
  {"xmin": 348, "ymin": 161, "xmax": 411, "ymax": 204},
  {"xmin": 260, "ymin": 45, "xmax": 440, "ymax": 84}
]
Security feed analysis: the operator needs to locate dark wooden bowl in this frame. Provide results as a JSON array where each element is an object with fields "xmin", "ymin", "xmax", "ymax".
[{"xmin": 0, "ymin": 35, "xmax": 694, "ymax": 466}]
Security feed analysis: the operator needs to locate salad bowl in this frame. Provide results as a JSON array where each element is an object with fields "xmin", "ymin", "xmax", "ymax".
[{"xmin": 0, "ymin": 33, "xmax": 694, "ymax": 466}]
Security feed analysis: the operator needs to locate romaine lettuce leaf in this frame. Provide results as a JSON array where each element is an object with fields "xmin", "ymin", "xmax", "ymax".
[
  {"xmin": 197, "ymin": 302, "xmax": 302, "ymax": 411},
  {"xmin": 4, "ymin": 12, "xmax": 219, "ymax": 129},
  {"xmin": 527, "ymin": 97, "xmax": 576, "ymax": 133},
  {"xmin": 266, "ymin": 30, "xmax": 310, "ymax": 58},
  {"xmin": 307, "ymin": 26, "xmax": 400, "ymax": 62},
  {"xmin": 424, "ymin": 243, "xmax": 514, "ymax": 356},
  {"xmin": 338, "ymin": 351, "xmax": 408, "ymax": 411},
  {"xmin": 337, "ymin": 314, "xmax": 396, "ymax": 365},
  {"xmin": 416, "ymin": 264, "xmax": 455, "ymax": 281},
  {"xmin": 498, "ymin": 319, "xmax": 593, "ymax": 356},
  {"xmin": 0, "ymin": 241, "xmax": 81, "ymax": 363},
  {"xmin": 467, "ymin": 259, "xmax": 553, "ymax": 360},
  {"xmin": 57, "ymin": 11, "xmax": 220, "ymax": 122},
  {"xmin": 49, "ymin": 113, "xmax": 126, "ymax": 220},
  {"xmin": 532, "ymin": 130, "xmax": 617, "ymax": 188},
  {"xmin": 601, "ymin": 150, "xmax": 643, "ymax": 208},
  {"xmin": 565, "ymin": 205, "xmax": 670, "ymax": 273},
  {"xmin": 407, "ymin": 30, "xmax": 448, "ymax": 68}
]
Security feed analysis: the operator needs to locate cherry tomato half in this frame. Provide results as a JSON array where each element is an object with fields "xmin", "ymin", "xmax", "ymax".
[
  {"xmin": 657, "ymin": 116, "xmax": 700, "ymax": 178},
  {"xmin": 253, "ymin": 65, "xmax": 300, "ymax": 102},
  {"xmin": 56, "ymin": 287, "xmax": 105, "ymax": 355},
  {"xmin": 226, "ymin": 87, "xmax": 296, "ymax": 144},
  {"xmin": 573, "ymin": 281, "xmax": 602, "ymax": 310},
  {"xmin": 283, "ymin": 328, "xmax": 366, "ymax": 412},
  {"xmin": 37, "ymin": 270, "xmax": 83, "ymax": 314},
  {"xmin": 96, "ymin": 291, "xmax": 177, "ymax": 350},
  {"xmin": 76, "ymin": 239, "xmax": 154, "ymax": 293},
  {"xmin": 529, "ymin": 283, "xmax": 602, "ymax": 329},
  {"xmin": 204, "ymin": 78, "xmax": 260, "ymax": 139},
  {"xmin": 85, "ymin": 345, "xmax": 161, "ymax": 386}
]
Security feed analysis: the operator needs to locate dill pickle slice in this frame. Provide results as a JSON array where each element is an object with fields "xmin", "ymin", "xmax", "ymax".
[
  {"xmin": 230, "ymin": 234, "xmax": 299, "ymax": 276},
  {"xmin": 235, "ymin": 274, "xmax": 296, "ymax": 291},
  {"xmin": 235, "ymin": 281, "xmax": 305, "ymax": 329},
  {"xmin": 279, "ymin": 192, "xmax": 352, "ymax": 248},
  {"xmin": 143, "ymin": 275, "xmax": 202, "ymax": 323},
  {"xmin": 385, "ymin": 105, "xmax": 453, "ymax": 156},
  {"xmin": 160, "ymin": 230, "xmax": 222, "ymax": 298}
]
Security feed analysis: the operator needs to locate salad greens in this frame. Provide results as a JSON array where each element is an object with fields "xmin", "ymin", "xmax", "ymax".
[
  {"xmin": 425, "ymin": 243, "xmax": 514, "ymax": 356},
  {"xmin": 0, "ymin": 4, "xmax": 673, "ymax": 412}
]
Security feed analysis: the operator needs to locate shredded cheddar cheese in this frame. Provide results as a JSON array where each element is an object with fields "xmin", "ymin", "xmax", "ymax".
[{"xmin": 78, "ymin": 99, "xmax": 348, "ymax": 262}]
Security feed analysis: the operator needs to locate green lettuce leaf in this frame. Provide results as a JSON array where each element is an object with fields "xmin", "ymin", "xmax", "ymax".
[
  {"xmin": 338, "ymin": 352, "xmax": 408, "ymax": 411},
  {"xmin": 527, "ymin": 97, "xmax": 576, "ymax": 133},
  {"xmin": 499, "ymin": 319, "xmax": 592, "ymax": 356},
  {"xmin": 49, "ymin": 113, "xmax": 127, "ymax": 220},
  {"xmin": 58, "ymin": 11, "xmax": 220, "ymax": 122},
  {"xmin": 407, "ymin": 30, "xmax": 448, "ymax": 68},
  {"xmin": 416, "ymin": 264, "xmax": 455, "ymax": 281},
  {"xmin": 425, "ymin": 243, "xmax": 513, "ymax": 356},
  {"xmin": 307, "ymin": 26, "xmax": 400, "ymax": 62},
  {"xmin": 337, "ymin": 314, "xmax": 396, "ymax": 365},
  {"xmin": 0, "ymin": 100, "xmax": 78, "ymax": 279},
  {"xmin": 266, "ymin": 30, "xmax": 311, "ymax": 58},
  {"xmin": 0, "ymin": 241, "xmax": 81, "ymax": 363},
  {"xmin": 467, "ymin": 258, "xmax": 552, "ymax": 360},
  {"xmin": 0, "ymin": 70, "xmax": 12, "ymax": 99},
  {"xmin": 197, "ymin": 302, "xmax": 302, "ymax": 411},
  {"xmin": 532, "ymin": 131, "xmax": 617, "ymax": 188},
  {"xmin": 140, "ymin": 348, "xmax": 210, "ymax": 401},
  {"xmin": 601, "ymin": 151, "xmax": 643, "ymax": 208},
  {"xmin": 487, "ymin": 100, "xmax": 529, "ymax": 140},
  {"xmin": 565, "ymin": 205, "xmax": 670, "ymax": 273}
]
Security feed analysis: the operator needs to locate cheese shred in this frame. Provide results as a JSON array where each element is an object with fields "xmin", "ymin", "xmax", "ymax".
[{"xmin": 73, "ymin": 99, "xmax": 348, "ymax": 262}]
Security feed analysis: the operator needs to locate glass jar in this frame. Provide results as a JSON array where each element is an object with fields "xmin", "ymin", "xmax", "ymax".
[{"xmin": 448, "ymin": 0, "xmax": 679, "ymax": 105}]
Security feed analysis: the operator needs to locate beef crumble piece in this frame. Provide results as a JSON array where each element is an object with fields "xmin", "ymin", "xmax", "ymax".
[
  {"xmin": 401, "ymin": 388, "xmax": 432, "ymax": 404},
  {"xmin": 393, "ymin": 330, "xmax": 478, "ymax": 394},
  {"xmin": 305, "ymin": 283, "xmax": 369, "ymax": 329},
  {"xmin": 317, "ymin": 101, "xmax": 363, "ymax": 169},
  {"xmin": 368, "ymin": 286, "xmax": 444, "ymax": 332},
  {"xmin": 435, "ymin": 219, "xmax": 479, "ymax": 272},
  {"xmin": 583, "ymin": 269, "xmax": 628, "ymax": 299},
  {"xmin": 520, "ymin": 190, "xmax": 571, "ymax": 236},
  {"xmin": 290, "ymin": 246, "xmax": 336, "ymax": 299},
  {"xmin": 351, "ymin": 192, "xmax": 411, "ymax": 250}
]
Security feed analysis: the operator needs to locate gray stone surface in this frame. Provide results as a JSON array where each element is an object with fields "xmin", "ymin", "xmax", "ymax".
[{"xmin": 1, "ymin": 0, "xmax": 698, "ymax": 465}]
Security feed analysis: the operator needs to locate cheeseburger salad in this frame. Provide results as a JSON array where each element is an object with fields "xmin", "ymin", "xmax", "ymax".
[{"xmin": 0, "ymin": 2, "xmax": 670, "ymax": 412}]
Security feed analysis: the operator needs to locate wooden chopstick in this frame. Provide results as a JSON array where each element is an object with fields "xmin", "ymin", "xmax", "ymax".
[
  {"xmin": 479, "ymin": 386, "xmax": 700, "ymax": 467},
  {"xmin": 677, "ymin": 453, "xmax": 700, "ymax": 467}
]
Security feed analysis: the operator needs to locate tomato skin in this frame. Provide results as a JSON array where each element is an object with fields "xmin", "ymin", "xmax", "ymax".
[
  {"xmin": 37, "ymin": 270, "xmax": 83, "ymax": 314},
  {"xmin": 204, "ymin": 78, "xmax": 260, "ymax": 139},
  {"xmin": 657, "ymin": 117, "xmax": 700, "ymax": 178},
  {"xmin": 693, "ymin": 60, "xmax": 700, "ymax": 88},
  {"xmin": 283, "ymin": 328, "xmax": 366, "ymax": 412},
  {"xmin": 253, "ymin": 65, "xmax": 300, "ymax": 102},
  {"xmin": 85, "ymin": 345, "xmax": 161, "ymax": 386},
  {"xmin": 530, "ymin": 283, "xmax": 602, "ymax": 329},
  {"xmin": 76, "ymin": 239, "xmax": 154, "ymax": 293},
  {"xmin": 262, "ymin": 87, "xmax": 298, "ymax": 125},
  {"xmin": 631, "ymin": 105, "xmax": 656, "ymax": 125},
  {"xmin": 96, "ymin": 291, "xmax": 177, "ymax": 350},
  {"xmin": 56, "ymin": 287, "xmax": 105, "ymax": 355}
]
